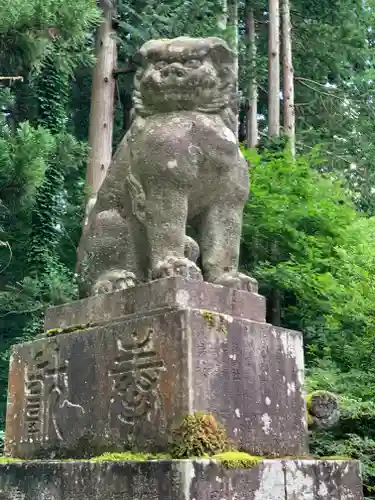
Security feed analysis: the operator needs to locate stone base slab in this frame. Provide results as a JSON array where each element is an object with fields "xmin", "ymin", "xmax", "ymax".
[
  {"xmin": 0, "ymin": 459, "xmax": 363, "ymax": 499},
  {"xmin": 44, "ymin": 277, "xmax": 266, "ymax": 331},
  {"xmin": 6, "ymin": 305, "xmax": 307, "ymax": 459}
]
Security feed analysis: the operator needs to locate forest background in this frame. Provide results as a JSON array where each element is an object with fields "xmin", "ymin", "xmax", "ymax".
[{"xmin": 1, "ymin": 0, "xmax": 375, "ymax": 496}]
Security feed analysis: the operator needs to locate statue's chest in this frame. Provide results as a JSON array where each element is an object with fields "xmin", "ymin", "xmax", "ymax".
[{"xmin": 128, "ymin": 113, "xmax": 241, "ymax": 187}]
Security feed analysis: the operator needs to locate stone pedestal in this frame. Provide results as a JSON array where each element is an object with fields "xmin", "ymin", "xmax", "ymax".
[
  {"xmin": 6, "ymin": 278, "xmax": 306, "ymax": 459},
  {"xmin": 2, "ymin": 277, "xmax": 364, "ymax": 498},
  {"xmin": 0, "ymin": 459, "xmax": 363, "ymax": 500},
  {"xmin": 5, "ymin": 278, "xmax": 307, "ymax": 459},
  {"xmin": 44, "ymin": 277, "xmax": 267, "ymax": 330}
]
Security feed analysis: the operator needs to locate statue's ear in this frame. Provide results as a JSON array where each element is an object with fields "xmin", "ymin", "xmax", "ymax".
[
  {"xmin": 135, "ymin": 39, "xmax": 170, "ymax": 65},
  {"xmin": 132, "ymin": 50, "xmax": 145, "ymax": 67},
  {"xmin": 207, "ymin": 38, "xmax": 235, "ymax": 67}
]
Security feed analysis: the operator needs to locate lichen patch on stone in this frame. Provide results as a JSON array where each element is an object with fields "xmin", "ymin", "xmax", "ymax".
[{"xmin": 261, "ymin": 414, "xmax": 272, "ymax": 435}]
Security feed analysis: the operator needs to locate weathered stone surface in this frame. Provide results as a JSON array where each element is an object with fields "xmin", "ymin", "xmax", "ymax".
[
  {"xmin": 77, "ymin": 36, "xmax": 257, "ymax": 297},
  {"xmin": 284, "ymin": 460, "xmax": 363, "ymax": 499},
  {"xmin": 6, "ymin": 306, "xmax": 306, "ymax": 459},
  {"xmin": 44, "ymin": 277, "xmax": 265, "ymax": 331},
  {"xmin": 0, "ymin": 459, "xmax": 363, "ymax": 500},
  {"xmin": 307, "ymin": 390, "xmax": 340, "ymax": 430}
]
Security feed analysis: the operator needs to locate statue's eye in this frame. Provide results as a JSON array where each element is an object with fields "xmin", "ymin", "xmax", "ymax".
[
  {"xmin": 184, "ymin": 59, "xmax": 201, "ymax": 69},
  {"xmin": 154, "ymin": 61, "xmax": 167, "ymax": 70}
]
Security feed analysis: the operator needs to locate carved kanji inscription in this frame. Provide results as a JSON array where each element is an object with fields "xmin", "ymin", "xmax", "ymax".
[
  {"xmin": 24, "ymin": 341, "xmax": 83, "ymax": 442},
  {"xmin": 109, "ymin": 329, "xmax": 166, "ymax": 425}
]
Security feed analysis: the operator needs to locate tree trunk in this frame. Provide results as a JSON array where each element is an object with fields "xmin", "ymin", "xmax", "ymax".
[
  {"xmin": 245, "ymin": 4, "xmax": 258, "ymax": 147},
  {"xmin": 268, "ymin": 0, "xmax": 280, "ymax": 137},
  {"xmin": 217, "ymin": 0, "xmax": 228, "ymax": 30},
  {"xmin": 269, "ymin": 287, "xmax": 282, "ymax": 325},
  {"xmin": 282, "ymin": 0, "xmax": 295, "ymax": 155},
  {"xmin": 267, "ymin": 0, "xmax": 281, "ymax": 323},
  {"xmin": 227, "ymin": 0, "xmax": 239, "ymax": 73},
  {"xmin": 84, "ymin": 0, "xmax": 117, "ymax": 228}
]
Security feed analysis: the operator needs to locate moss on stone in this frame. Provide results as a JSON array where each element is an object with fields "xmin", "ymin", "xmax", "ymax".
[
  {"xmin": 66, "ymin": 324, "xmax": 92, "ymax": 333},
  {"xmin": 306, "ymin": 390, "xmax": 339, "ymax": 428},
  {"xmin": 201, "ymin": 310, "xmax": 229, "ymax": 336},
  {"xmin": 170, "ymin": 412, "xmax": 229, "ymax": 459},
  {"xmin": 307, "ymin": 411, "xmax": 314, "ymax": 427},
  {"xmin": 212, "ymin": 452, "xmax": 262, "ymax": 469},
  {"xmin": 2, "ymin": 453, "xmax": 346, "ymax": 467},
  {"xmin": 219, "ymin": 316, "xmax": 228, "ymax": 336},
  {"xmin": 44, "ymin": 323, "xmax": 95, "ymax": 337},
  {"xmin": 0, "ymin": 457, "xmax": 23, "ymax": 463},
  {"xmin": 201, "ymin": 310, "xmax": 215, "ymax": 327},
  {"xmin": 44, "ymin": 327, "xmax": 63, "ymax": 337},
  {"xmin": 90, "ymin": 451, "xmax": 171, "ymax": 462},
  {"xmin": 306, "ymin": 390, "xmax": 322, "ymax": 426},
  {"xmin": 306, "ymin": 390, "xmax": 336, "ymax": 412},
  {"xmin": 305, "ymin": 391, "xmax": 313, "ymax": 411}
]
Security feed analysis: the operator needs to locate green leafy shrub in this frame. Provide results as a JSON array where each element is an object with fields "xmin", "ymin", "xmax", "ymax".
[
  {"xmin": 241, "ymin": 147, "xmax": 375, "ymax": 497},
  {"xmin": 307, "ymin": 362, "xmax": 375, "ymax": 496},
  {"xmin": 0, "ymin": 120, "xmax": 86, "ymax": 428},
  {"xmin": 241, "ymin": 147, "xmax": 375, "ymax": 370}
]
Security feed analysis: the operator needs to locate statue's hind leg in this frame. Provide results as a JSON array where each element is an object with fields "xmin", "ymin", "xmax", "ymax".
[{"xmin": 77, "ymin": 208, "xmax": 144, "ymax": 297}]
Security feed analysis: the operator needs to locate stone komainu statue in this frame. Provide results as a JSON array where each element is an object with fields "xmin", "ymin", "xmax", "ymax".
[{"xmin": 77, "ymin": 36, "xmax": 257, "ymax": 296}]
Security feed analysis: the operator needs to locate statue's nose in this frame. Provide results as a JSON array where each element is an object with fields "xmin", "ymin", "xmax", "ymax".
[{"xmin": 161, "ymin": 63, "xmax": 185, "ymax": 78}]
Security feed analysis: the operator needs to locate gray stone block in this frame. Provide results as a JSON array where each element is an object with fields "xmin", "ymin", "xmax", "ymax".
[
  {"xmin": 0, "ymin": 459, "xmax": 363, "ymax": 500},
  {"xmin": 44, "ymin": 277, "xmax": 266, "ymax": 331},
  {"xmin": 6, "ymin": 288, "xmax": 306, "ymax": 459}
]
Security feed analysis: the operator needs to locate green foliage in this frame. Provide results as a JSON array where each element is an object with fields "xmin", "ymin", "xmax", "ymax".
[
  {"xmin": 0, "ymin": 0, "xmax": 97, "ymax": 433},
  {"xmin": 170, "ymin": 412, "xmax": 229, "ymax": 459},
  {"xmin": 29, "ymin": 52, "xmax": 74, "ymax": 274},
  {"xmin": 117, "ymin": 0, "xmax": 225, "ymax": 60},
  {"xmin": 242, "ymin": 147, "xmax": 375, "ymax": 496},
  {"xmin": 0, "ymin": 120, "xmax": 85, "ymax": 427},
  {"xmin": 0, "ymin": 0, "xmax": 100, "ymax": 75},
  {"xmin": 237, "ymin": 0, "xmax": 375, "ymax": 215},
  {"xmin": 242, "ymin": 147, "xmax": 375, "ymax": 370},
  {"xmin": 307, "ymin": 362, "xmax": 375, "ymax": 495},
  {"xmin": 36, "ymin": 54, "xmax": 70, "ymax": 133}
]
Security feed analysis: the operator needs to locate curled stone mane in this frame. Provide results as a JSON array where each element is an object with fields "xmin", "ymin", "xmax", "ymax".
[{"xmin": 131, "ymin": 37, "xmax": 237, "ymax": 130}]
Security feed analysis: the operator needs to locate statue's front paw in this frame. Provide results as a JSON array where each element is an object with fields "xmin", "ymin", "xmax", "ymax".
[
  {"xmin": 92, "ymin": 270, "xmax": 138, "ymax": 295},
  {"xmin": 214, "ymin": 272, "xmax": 258, "ymax": 292},
  {"xmin": 152, "ymin": 255, "xmax": 203, "ymax": 281}
]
